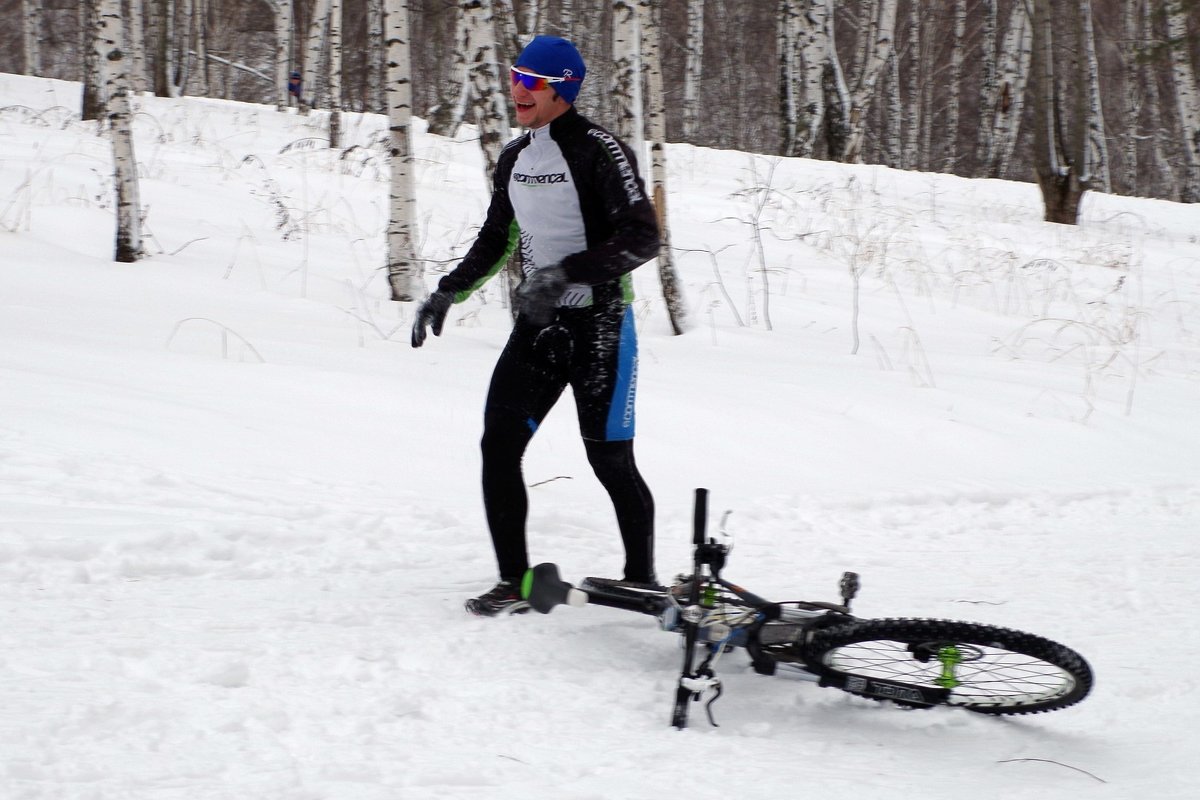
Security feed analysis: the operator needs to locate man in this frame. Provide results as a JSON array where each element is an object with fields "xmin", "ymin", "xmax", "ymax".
[{"xmin": 411, "ymin": 36, "xmax": 660, "ymax": 616}]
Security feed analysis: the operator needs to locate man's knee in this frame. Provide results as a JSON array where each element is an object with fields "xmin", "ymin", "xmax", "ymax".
[{"xmin": 481, "ymin": 410, "xmax": 536, "ymax": 461}]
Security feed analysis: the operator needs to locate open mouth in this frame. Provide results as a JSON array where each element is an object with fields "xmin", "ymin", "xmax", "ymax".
[{"xmin": 516, "ymin": 102, "xmax": 534, "ymax": 112}]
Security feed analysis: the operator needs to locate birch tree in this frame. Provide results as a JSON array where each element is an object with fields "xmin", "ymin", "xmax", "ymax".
[
  {"xmin": 980, "ymin": 0, "xmax": 1032, "ymax": 179},
  {"xmin": 974, "ymin": 0, "xmax": 998, "ymax": 172},
  {"xmin": 639, "ymin": 0, "xmax": 687, "ymax": 335},
  {"xmin": 271, "ymin": 0, "xmax": 293, "ymax": 111},
  {"xmin": 22, "ymin": 0, "xmax": 41, "ymax": 76},
  {"xmin": 82, "ymin": 1, "xmax": 106, "ymax": 121},
  {"xmin": 367, "ymin": 0, "xmax": 386, "ymax": 114},
  {"xmin": 682, "ymin": 0, "xmax": 705, "ymax": 142},
  {"xmin": 901, "ymin": 0, "xmax": 923, "ymax": 169},
  {"xmin": 301, "ymin": 0, "xmax": 332, "ymax": 112},
  {"xmin": 385, "ymin": 0, "xmax": 420, "ymax": 301},
  {"xmin": 192, "ymin": 0, "xmax": 211, "ymax": 97},
  {"xmin": 463, "ymin": 0, "xmax": 510, "ymax": 183},
  {"xmin": 152, "ymin": 0, "xmax": 181, "ymax": 97},
  {"xmin": 1166, "ymin": 0, "xmax": 1200, "ymax": 202},
  {"xmin": 1137, "ymin": 0, "xmax": 1177, "ymax": 197},
  {"xmin": 795, "ymin": 0, "xmax": 832, "ymax": 159},
  {"xmin": 98, "ymin": 0, "xmax": 144, "ymax": 263},
  {"xmin": 126, "ymin": 0, "xmax": 149, "ymax": 94},
  {"xmin": 328, "ymin": 0, "xmax": 344, "ymax": 148},
  {"xmin": 611, "ymin": 0, "xmax": 644, "ymax": 157},
  {"xmin": 1080, "ymin": 0, "xmax": 1110, "ymax": 193},
  {"xmin": 839, "ymin": 0, "xmax": 897, "ymax": 163},
  {"xmin": 944, "ymin": 0, "xmax": 966, "ymax": 172},
  {"xmin": 779, "ymin": 0, "xmax": 801, "ymax": 155},
  {"xmin": 427, "ymin": 5, "xmax": 470, "ymax": 136}
]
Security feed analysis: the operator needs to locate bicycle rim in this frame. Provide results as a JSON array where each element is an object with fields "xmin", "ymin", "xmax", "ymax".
[{"xmin": 803, "ymin": 617, "xmax": 1093, "ymax": 714}]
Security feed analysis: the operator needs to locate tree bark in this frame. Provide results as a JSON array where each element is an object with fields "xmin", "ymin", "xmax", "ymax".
[
  {"xmin": 682, "ymin": 0, "xmax": 705, "ymax": 142},
  {"xmin": 82, "ymin": 0, "xmax": 106, "ymax": 121},
  {"xmin": 1166, "ymin": 1, "xmax": 1200, "ymax": 202},
  {"xmin": 463, "ymin": 0, "xmax": 510, "ymax": 184},
  {"xmin": 329, "ymin": 0, "xmax": 344, "ymax": 147},
  {"xmin": 984, "ymin": 0, "xmax": 1032, "ymax": 179},
  {"xmin": 22, "ymin": 0, "xmax": 41, "ymax": 76},
  {"xmin": 273, "ymin": 1, "xmax": 293, "ymax": 111},
  {"xmin": 611, "ymin": 0, "xmax": 644, "ymax": 156},
  {"xmin": 640, "ymin": 0, "xmax": 687, "ymax": 335},
  {"xmin": 839, "ymin": 0, "xmax": 897, "ymax": 163},
  {"xmin": 98, "ymin": 0, "xmax": 144, "ymax": 262},
  {"xmin": 385, "ymin": 0, "xmax": 420, "ymax": 301}
]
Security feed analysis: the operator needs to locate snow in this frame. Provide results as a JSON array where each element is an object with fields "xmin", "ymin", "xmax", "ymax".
[{"xmin": 2, "ymin": 72, "xmax": 1199, "ymax": 799}]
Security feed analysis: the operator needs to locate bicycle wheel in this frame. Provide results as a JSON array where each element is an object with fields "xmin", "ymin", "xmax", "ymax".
[{"xmin": 802, "ymin": 618, "xmax": 1093, "ymax": 714}]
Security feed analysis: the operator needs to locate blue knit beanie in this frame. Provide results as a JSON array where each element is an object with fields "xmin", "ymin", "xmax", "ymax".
[{"xmin": 515, "ymin": 36, "xmax": 586, "ymax": 105}]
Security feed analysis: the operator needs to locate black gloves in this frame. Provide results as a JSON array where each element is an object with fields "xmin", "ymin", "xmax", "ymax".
[
  {"xmin": 411, "ymin": 289, "xmax": 454, "ymax": 348},
  {"xmin": 516, "ymin": 266, "xmax": 569, "ymax": 326}
]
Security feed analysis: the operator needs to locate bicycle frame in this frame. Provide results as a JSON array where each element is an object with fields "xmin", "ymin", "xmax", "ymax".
[{"xmin": 523, "ymin": 488, "xmax": 1092, "ymax": 728}]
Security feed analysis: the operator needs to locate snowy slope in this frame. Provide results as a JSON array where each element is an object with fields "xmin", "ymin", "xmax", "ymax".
[{"xmin": 2, "ymin": 73, "xmax": 1199, "ymax": 799}]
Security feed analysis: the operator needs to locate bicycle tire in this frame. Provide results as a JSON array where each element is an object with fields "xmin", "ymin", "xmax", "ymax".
[{"xmin": 801, "ymin": 617, "xmax": 1093, "ymax": 714}]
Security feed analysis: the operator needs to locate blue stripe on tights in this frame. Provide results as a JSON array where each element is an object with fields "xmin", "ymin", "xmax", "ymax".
[{"xmin": 605, "ymin": 307, "xmax": 638, "ymax": 441}]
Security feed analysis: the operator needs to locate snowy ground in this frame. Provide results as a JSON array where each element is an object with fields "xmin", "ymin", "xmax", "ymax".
[{"xmin": 2, "ymin": 73, "xmax": 1199, "ymax": 799}]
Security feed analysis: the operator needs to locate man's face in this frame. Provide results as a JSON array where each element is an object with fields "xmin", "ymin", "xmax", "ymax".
[{"xmin": 511, "ymin": 67, "xmax": 570, "ymax": 129}]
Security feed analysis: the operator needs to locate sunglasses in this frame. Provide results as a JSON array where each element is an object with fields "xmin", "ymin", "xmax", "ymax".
[{"xmin": 510, "ymin": 66, "xmax": 581, "ymax": 92}]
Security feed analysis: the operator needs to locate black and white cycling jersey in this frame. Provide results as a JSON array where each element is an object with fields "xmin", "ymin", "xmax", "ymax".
[{"xmin": 438, "ymin": 106, "xmax": 660, "ymax": 309}]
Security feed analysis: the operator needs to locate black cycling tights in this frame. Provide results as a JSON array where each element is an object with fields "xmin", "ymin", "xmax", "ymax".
[{"xmin": 481, "ymin": 415, "xmax": 655, "ymax": 583}]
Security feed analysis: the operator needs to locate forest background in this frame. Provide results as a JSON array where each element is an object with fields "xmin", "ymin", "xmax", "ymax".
[{"xmin": 4, "ymin": 0, "xmax": 1200, "ymax": 208}]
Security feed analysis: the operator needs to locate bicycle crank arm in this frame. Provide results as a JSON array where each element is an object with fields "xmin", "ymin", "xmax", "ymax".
[{"xmin": 522, "ymin": 563, "xmax": 588, "ymax": 614}]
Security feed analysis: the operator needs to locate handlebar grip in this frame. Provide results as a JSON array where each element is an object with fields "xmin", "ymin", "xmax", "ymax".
[{"xmin": 693, "ymin": 488, "xmax": 709, "ymax": 546}]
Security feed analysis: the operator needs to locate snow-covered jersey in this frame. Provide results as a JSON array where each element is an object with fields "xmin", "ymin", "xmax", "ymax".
[{"xmin": 438, "ymin": 107, "xmax": 660, "ymax": 309}]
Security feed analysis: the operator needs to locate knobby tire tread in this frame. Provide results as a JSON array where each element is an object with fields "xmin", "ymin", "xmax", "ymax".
[{"xmin": 802, "ymin": 617, "xmax": 1093, "ymax": 715}]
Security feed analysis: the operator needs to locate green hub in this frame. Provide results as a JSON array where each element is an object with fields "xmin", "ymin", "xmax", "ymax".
[{"xmin": 934, "ymin": 644, "xmax": 965, "ymax": 688}]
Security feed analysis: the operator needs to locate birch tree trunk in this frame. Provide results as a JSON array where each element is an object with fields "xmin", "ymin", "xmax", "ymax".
[
  {"xmin": 385, "ymin": 0, "xmax": 420, "ymax": 301},
  {"xmin": 1166, "ymin": 2, "xmax": 1200, "ymax": 202},
  {"xmin": 611, "ymin": 0, "xmax": 644, "ymax": 158},
  {"xmin": 22, "ymin": 0, "xmax": 41, "ymax": 76},
  {"xmin": 367, "ymin": 0, "xmax": 386, "ymax": 114},
  {"xmin": 974, "ymin": 0, "xmax": 998, "ymax": 174},
  {"xmin": 463, "ymin": 0, "xmax": 510, "ymax": 184},
  {"xmin": 682, "ymin": 0, "xmax": 705, "ymax": 142},
  {"xmin": 778, "ymin": 0, "xmax": 800, "ymax": 156},
  {"xmin": 174, "ymin": 0, "xmax": 193, "ymax": 94},
  {"xmin": 273, "ymin": 1, "xmax": 293, "ymax": 111},
  {"xmin": 983, "ymin": 0, "xmax": 1032, "ymax": 179},
  {"xmin": 1121, "ymin": 0, "xmax": 1142, "ymax": 194},
  {"xmin": 98, "ymin": 0, "xmax": 144, "ymax": 263},
  {"xmin": 883, "ymin": 50, "xmax": 902, "ymax": 166},
  {"xmin": 1141, "ymin": 0, "xmax": 1177, "ymax": 198},
  {"xmin": 302, "ymin": 0, "xmax": 332, "ymax": 112},
  {"xmin": 945, "ymin": 0, "xmax": 966, "ymax": 172},
  {"xmin": 821, "ymin": 8, "xmax": 851, "ymax": 160},
  {"xmin": 901, "ymin": 0, "xmax": 922, "ymax": 169},
  {"xmin": 126, "ymin": 0, "xmax": 149, "ymax": 94},
  {"xmin": 839, "ymin": 0, "xmax": 897, "ymax": 163},
  {"xmin": 82, "ymin": 0, "xmax": 106, "ymax": 121},
  {"xmin": 428, "ymin": 4, "xmax": 471, "ymax": 137},
  {"xmin": 1080, "ymin": 0, "xmax": 1109, "ymax": 193},
  {"xmin": 328, "ymin": 0, "xmax": 344, "ymax": 148},
  {"xmin": 560, "ymin": 0, "xmax": 575, "ymax": 38},
  {"xmin": 192, "ymin": 0, "xmax": 210, "ymax": 97},
  {"xmin": 794, "ymin": 0, "xmax": 830, "ymax": 159},
  {"xmin": 153, "ymin": 0, "xmax": 181, "ymax": 98},
  {"xmin": 639, "ymin": 0, "xmax": 687, "ymax": 335}
]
